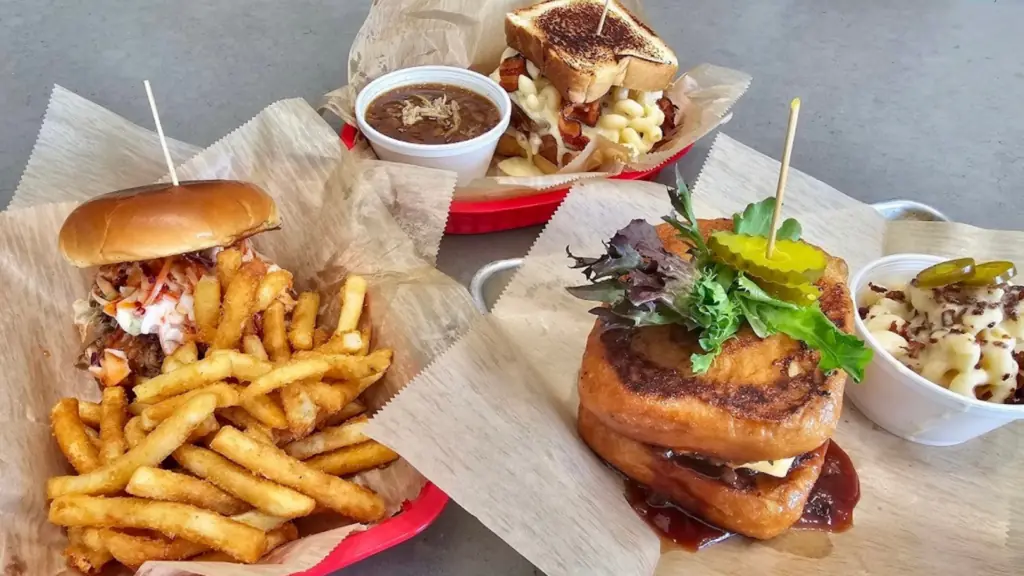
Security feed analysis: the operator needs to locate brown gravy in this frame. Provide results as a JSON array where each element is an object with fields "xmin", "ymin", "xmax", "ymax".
[
  {"xmin": 365, "ymin": 83, "xmax": 500, "ymax": 145},
  {"xmin": 625, "ymin": 440, "xmax": 860, "ymax": 551}
]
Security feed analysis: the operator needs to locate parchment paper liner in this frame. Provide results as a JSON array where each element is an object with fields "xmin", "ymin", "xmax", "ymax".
[
  {"xmin": 319, "ymin": 0, "xmax": 751, "ymax": 202},
  {"xmin": 8, "ymin": 86, "xmax": 201, "ymax": 211},
  {"xmin": 367, "ymin": 132, "xmax": 1024, "ymax": 575},
  {"xmin": 0, "ymin": 91, "xmax": 478, "ymax": 574}
]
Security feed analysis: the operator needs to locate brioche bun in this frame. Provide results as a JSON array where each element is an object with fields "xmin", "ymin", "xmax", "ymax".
[{"xmin": 58, "ymin": 180, "xmax": 280, "ymax": 267}]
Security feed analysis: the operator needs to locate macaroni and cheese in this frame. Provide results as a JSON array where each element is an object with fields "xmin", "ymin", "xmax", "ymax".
[
  {"xmin": 490, "ymin": 47, "xmax": 670, "ymax": 172},
  {"xmin": 860, "ymin": 280, "xmax": 1024, "ymax": 404}
]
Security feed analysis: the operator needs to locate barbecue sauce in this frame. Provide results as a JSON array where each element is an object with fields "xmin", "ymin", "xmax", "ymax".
[
  {"xmin": 624, "ymin": 481, "xmax": 733, "ymax": 551},
  {"xmin": 792, "ymin": 441, "xmax": 860, "ymax": 532},
  {"xmin": 625, "ymin": 441, "xmax": 860, "ymax": 551}
]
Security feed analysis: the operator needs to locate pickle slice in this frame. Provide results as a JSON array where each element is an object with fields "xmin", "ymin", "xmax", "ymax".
[
  {"xmin": 708, "ymin": 232, "xmax": 827, "ymax": 285},
  {"xmin": 962, "ymin": 261, "xmax": 1017, "ymax": 286},
  {"xmin": 756, "ymin": 278, "xmax": 821, "ymax": 306},
  {"xmin": 914, "ymin": 258, "xmax": 975, "ymax": 288}
]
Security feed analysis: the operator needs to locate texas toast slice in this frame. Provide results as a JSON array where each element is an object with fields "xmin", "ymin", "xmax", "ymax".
[
  {"xmin": 578, "ymin": 406, "xmax": 828, "ymax": 539},
  {"xmin": 577, "ymin": 220, "xmax": 855, "ymax": 463},
  {"xmin": 505, "ymin": 0, "xmax": 678, "ymax": 103}
]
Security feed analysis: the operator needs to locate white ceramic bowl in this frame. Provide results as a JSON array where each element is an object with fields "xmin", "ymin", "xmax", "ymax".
[
  {"xmin": 848, "ymin": 254, "xmax": 1024, "ymax": 446},
  {"xmin": 355, "ymin": 66, "xmax": 512, "ymax": 186}
]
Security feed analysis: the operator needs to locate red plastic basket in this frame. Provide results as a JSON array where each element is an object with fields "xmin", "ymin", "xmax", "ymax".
[
  {"xmin": 293, "ymin": 482, "xmax": 449, "ymax": 574},
  {"xmin": 340, "ymin": 124, "xmax": 691, "ymax": 234}
]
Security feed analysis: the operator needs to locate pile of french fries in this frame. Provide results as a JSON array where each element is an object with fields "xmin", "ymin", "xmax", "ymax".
[{"xmin": 46, "ymin": 249, "xmax": 400, "ymax": 572}]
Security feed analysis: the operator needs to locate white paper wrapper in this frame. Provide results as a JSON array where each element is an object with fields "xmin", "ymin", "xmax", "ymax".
[
  {"xmin": 367, "ymin": 132, "xmax": 1024, "ymax": 575},
  {"xmin": 8, "ymin": 85, "xmax": 202, "ymax": 210},
  {"xmin": 320, "ymin": 0, "xmax": 750, "ymax": 201},
  {"xmin": 0, "ymin": 90, "xmax": 477, "ymax": 575}
]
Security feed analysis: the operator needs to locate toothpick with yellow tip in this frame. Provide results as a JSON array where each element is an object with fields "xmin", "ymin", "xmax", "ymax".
[{"xmin": 765, "ymin": 97, "xmax": 801, "ymax": 259}]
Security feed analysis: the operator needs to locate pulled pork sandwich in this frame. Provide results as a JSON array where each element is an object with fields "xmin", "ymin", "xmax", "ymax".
[
  {"xmin": 59, "ymin": 180, "xmax": 280, "ymax": 387},
  {"xmin": 491, "ymin": 0, "xmax": 680, "ymax": 176}
]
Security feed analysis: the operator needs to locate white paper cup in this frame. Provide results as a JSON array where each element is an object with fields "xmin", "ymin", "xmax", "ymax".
[
  {"xmin": 848, "ymin": 254, "xmax": 1024, "ymax": 446},
  {"xmin": 355, "ymin": 66, "xmax": 512, "ymax": 186}
]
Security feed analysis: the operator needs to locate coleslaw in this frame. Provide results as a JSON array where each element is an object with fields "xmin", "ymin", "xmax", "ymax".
[{"xmin": 74, "ymin": 240, "xmax": 277, "ymax": 387}]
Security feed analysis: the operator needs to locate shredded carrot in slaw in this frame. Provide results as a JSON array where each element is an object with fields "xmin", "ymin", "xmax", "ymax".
[{"xmin": 144, "ymin": 257, "xmax": 174, "ymax": 306}]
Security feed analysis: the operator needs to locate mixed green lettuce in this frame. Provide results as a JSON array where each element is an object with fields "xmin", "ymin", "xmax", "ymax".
[{"xmin": 567, "ymin": 170, "xmax": 872, "ymax": 382}]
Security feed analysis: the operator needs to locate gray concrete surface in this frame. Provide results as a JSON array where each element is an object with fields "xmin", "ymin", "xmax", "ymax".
[{"xmin": 2, "ymin": 1, "xmax": 1023, "ymax": 574}]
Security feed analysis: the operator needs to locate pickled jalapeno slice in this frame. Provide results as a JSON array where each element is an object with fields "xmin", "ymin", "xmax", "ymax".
[
  {"xmin": 961, "ymin": 261, "xmax": 1017, "ymax": 286},
  {"xmin": 914, "ymin": 258, "xmax": 975, "ymax": 288}
]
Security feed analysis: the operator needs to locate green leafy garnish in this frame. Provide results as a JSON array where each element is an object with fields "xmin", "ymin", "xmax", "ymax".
[
  {"xmin": 565, "ymin": 176, "xmax": 872, "ymax": 382},
  {"xmin": 566, "ymin": 220, "xmax": 697, "ymax": 329},
  {"xmin": 734, "ymin": 274, "xmax": 797, "ymax": 308},
  {"xmin": 686, "ymin": 268, "xmax": 742, "ymax": 370},
  {"xmin": 741, "ymin": 299, "xmax": 873, "ymax": 382},
  {"xmin": 563, "ymin": 279, "xmax": 625, "ymax": 303},
  {"xmin": 735, "ymin": 295, "xmax": 770, "ymax": 338},
  {"xmin": 733, "ymin": 273, "xmax": 871, "ymax": 380},
  {"xmin": 733, "ymin": 197, "xmax": 802, "ymax": 240},
  {"xmin": 662, "ymin": 168, "xmax": 709, "ymax": 262}
]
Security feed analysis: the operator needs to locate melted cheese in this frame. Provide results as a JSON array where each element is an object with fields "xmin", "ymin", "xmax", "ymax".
[
  {"xmin": 737, "ymin": 457, "xmax": 796, "ymax": 478},
  {"xmin": 496, "ymin": 156, "xmax": 544, "ymax": 177},
  {"xmin": 864, "ymin": 280, "xmax": 1024, "ymax": 403},
  {"xmin": 491, "ymin": 47, "xmax": 665, "ymax": 166}
]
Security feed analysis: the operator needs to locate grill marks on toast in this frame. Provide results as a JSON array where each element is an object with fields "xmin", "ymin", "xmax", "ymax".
[
  {"xmin": 576, "ymin": 220, "xmax": 853, "ymax": 463},
  {"xmin": 607, "ymin": 220, "xmax": 852, "ymax": 422},
  {"xmin": 505, "ymin": 0, "xmax": 679, "ymax": 103},
  {"xmin": 596, "ymin": 219, "xmax": 854, "ymax": 421},
  {"xmin": 534, "ymin": 2, "xmax": 661, "ymax": 67},
  {"xmin": 600, "ymin": 325, "xmax": 827, "ymax": 422},
  {"xmin": 575, "ymin": 218, "xmax": 856, "ymax": 537}
]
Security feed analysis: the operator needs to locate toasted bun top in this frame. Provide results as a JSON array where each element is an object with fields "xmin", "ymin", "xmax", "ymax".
[
  {"xmin": 506, "ymin": 0, "xmax": 678, "ymax": 103},
  {"xmin": 59, "ymin": 180, "xmax": 281, "ymax": 267}
]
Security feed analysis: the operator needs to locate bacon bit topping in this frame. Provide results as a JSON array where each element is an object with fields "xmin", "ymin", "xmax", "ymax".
[
  {"xmin": 558, "ymin": 113, "xmax": 590, "ymax": 151},
  {"xmin": 656, "ymin": 96, "xmax": 678, "ymax": 134},
  {"xmin": 498, "ymin": 55, "xmax": 527, "ymax": 92},
  {"xmin": 538, "ymin": 134, "xmax": 559, "ymax": 165},
  {"xmin": 562, "ymin": 101, "xmax": 602, "ymax": 127}
]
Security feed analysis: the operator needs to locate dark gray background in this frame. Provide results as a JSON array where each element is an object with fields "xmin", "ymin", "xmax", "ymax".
[{"xmin": 2, "ymin": 1, "xmax": 1022, "ymax": 574}]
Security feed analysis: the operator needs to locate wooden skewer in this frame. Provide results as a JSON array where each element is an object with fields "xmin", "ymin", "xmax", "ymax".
[
  {"xmin": 143, "ymin": 80, "xmax": 180, "ymax": 187},
  {"xmin": 765, "ymin": 97, "xmax": 801, "ymax": 259},
  {"xmin": 596, "ymin": 0, "xmax": 613, "ymax": 35}
]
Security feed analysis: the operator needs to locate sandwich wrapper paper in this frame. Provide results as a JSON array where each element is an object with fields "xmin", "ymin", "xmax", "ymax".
[
  {"xmin": 7, "ymin": 86, "xmax": 202, "ymax": 211},
  {"xmin": 0, "ymin": 87, "xmax": 479, "ymax": 574},
  {"xmin": 320, "ymin": 0, "xmax": 751, "ymax": 201},
  {"xmin": 367, "ymin": 132, "xmax": 1024, "ymax": 575}
]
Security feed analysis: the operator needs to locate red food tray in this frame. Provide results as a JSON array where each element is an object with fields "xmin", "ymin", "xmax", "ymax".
[
  {"xmin": 294, "ymin": 482, "xmax": 448, "ymax": 574},
  {"xmin": 340, "ymin": 124, "xmax": 692, "ymax": 234}
]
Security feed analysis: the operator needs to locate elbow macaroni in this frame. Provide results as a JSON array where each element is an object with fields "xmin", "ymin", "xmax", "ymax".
[
  {"xmin": 491, "ymin": 48, "xmax": 670, "ymax": 163},
  {"xmin": 862, "ymin": 281, "xmax": 1024, "ymax": 403},
  {"xmin": 604, "ymin": 88, "xmax": 666, "ymax": 155}
]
